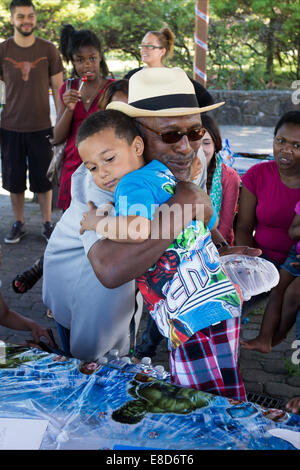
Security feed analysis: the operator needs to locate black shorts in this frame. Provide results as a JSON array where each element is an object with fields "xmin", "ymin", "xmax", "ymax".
[{"xmin": 0, "ymin": 128, "xmax": 53, "ymax": 193}]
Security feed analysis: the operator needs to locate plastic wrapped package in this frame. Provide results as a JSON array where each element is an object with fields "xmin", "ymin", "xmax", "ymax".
[{"xmin": 220, "ymin": 255, "xmax": 280, "ymax": 301}]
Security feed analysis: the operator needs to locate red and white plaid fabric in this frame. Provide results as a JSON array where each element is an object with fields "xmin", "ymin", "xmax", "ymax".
[{"xmin": 169, "ymin": 317, "xmax": 247, "ymax": 401}]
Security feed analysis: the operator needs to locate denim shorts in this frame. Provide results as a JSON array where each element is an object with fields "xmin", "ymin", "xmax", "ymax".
[{"xmin": 280, "ymin": 245, "xmax": 300, "ymax": 277}]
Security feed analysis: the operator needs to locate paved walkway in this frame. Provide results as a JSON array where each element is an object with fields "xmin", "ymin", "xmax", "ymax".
[{"xmin": 0, "ymin": 125, "xmax": 299, "ymax": 406}]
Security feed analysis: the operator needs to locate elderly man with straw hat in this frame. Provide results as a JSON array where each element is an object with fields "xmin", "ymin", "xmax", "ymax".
[{"xmin": 85, "ymin": 67, "xmax": 260, "ymax": 399}]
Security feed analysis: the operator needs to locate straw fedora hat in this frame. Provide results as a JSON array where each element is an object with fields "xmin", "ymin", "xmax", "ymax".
[{"xmin": 107, "ymin": 67, "xmax": 224, "ymax": 117}]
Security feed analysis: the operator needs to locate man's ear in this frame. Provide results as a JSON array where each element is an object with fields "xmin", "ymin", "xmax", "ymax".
[{"xmin": 133, "ymin": 136, "xmax": 144, "ymax": 157}]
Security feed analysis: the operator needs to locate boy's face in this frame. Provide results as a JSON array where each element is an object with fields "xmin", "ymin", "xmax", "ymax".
[{"xmin": 78, "ymin": 128, "xmax": 144, "ymax": 192}]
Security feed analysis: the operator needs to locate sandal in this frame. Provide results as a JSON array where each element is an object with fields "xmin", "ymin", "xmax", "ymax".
[{"xmin": 12, "ymin": 256, "xmax": 44, "ymax": 294}]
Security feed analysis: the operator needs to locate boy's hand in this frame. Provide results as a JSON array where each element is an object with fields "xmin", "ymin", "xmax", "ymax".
[
  {"xmin": 190, "ymin": 156, "xmax": 203, "ymax": 182},
  {"xmin": 80, "ymin": 201, "xmax": 114, "ymax": 235}
]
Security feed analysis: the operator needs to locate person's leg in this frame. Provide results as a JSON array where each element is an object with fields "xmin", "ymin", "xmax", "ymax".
[
  {"xmin": 241, "ymin": 269, "xmax": 294, "ymax": 353},
  {"xmin": 169, "ymin": 318, "xmax": 246, "ymax": 401},
  {"xmin": 272, "ymin": 276, "xmax": 300, "ymax": 346}
]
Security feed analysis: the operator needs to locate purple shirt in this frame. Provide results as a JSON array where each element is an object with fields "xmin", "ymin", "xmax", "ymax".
[{"xmin": 242, "ymin": 161, "xmax": 300, "ymax": 264}]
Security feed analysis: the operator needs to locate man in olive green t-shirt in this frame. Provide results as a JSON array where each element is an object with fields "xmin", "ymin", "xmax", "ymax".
[{"xmin": 0, "ymin": 0, "xmax": 63, "ymax": 243}]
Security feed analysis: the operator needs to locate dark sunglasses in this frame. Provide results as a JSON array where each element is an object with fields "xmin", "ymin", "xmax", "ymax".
[{"xmin": 138, "ymin": 121, "xmax": 206, "ymax": 144}]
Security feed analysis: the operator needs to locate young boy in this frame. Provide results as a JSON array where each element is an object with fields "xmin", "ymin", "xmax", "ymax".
[
  {"xmin": 242, "ymin": 200, "xmax": 300, "ymax": 353},
  {"xmin": 0, "ymin": 245, "xmax": 54, "ymax": 347},
  {"xmin": 77, "ymin": 109, "xmax": 246, "ymax": 401}
]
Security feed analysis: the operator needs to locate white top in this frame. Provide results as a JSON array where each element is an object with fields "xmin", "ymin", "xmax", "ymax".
[{"xmin": 43, "ymin": 164, "xmax": 137, "ymax": 361}]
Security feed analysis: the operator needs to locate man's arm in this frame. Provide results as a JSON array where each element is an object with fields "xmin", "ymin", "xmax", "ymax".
[
  {"xmin": 88, "ymin": 182, "xmax": 214, "ymax": 288},
  {"xmin": 50, "ymin": 72, "xmax": 63, "ymax": 114}
]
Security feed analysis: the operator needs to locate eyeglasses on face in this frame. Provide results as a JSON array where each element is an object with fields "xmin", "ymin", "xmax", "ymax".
[
  {"xmin": 137, "ymin": 121, "xmax": 206, "ymax": 144},
  {"xmin": 138, "ymin": 44, "xmax": 163, "ymax": 50}
]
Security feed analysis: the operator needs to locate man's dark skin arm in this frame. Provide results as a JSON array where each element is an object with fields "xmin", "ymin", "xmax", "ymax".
[{"xmin": 88, "ymin": 182, "xmax": 213, "ymax": 288}]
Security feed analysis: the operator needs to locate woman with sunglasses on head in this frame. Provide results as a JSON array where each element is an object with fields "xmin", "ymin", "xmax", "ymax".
[
  {"xmin": 200, "ymin": 114, "xmax": 240, "ymax": 245},
  {"xmin": 53, "ymin": 24, "xmax": 114, "ymax": 211}
]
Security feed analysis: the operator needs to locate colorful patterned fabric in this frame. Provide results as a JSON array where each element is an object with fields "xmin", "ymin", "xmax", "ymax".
[
  {"xmin": 115, "ymin": 160, "xmax": 243, "ymax": 350},
  {"xmin": 169, "ymin": 317, "xmax": 247, "ymax": 401}
]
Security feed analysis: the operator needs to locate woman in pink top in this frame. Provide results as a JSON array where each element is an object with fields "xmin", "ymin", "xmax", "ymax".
[
  {"xmin": 53, "ymin": 25, "xmax": 114, "ymax": 211},
  {"xmin": 236, "ymin": 111, "xmax": 300, "ymax": 353},
  {"xmin": 201, "ymin": 115, "xmax": 240, "ymax": 245}
]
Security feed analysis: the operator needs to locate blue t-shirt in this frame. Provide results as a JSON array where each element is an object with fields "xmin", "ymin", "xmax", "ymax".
[{"xmin": 115, "ymin": 160, "xmax": 242, "ymax": 349}]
